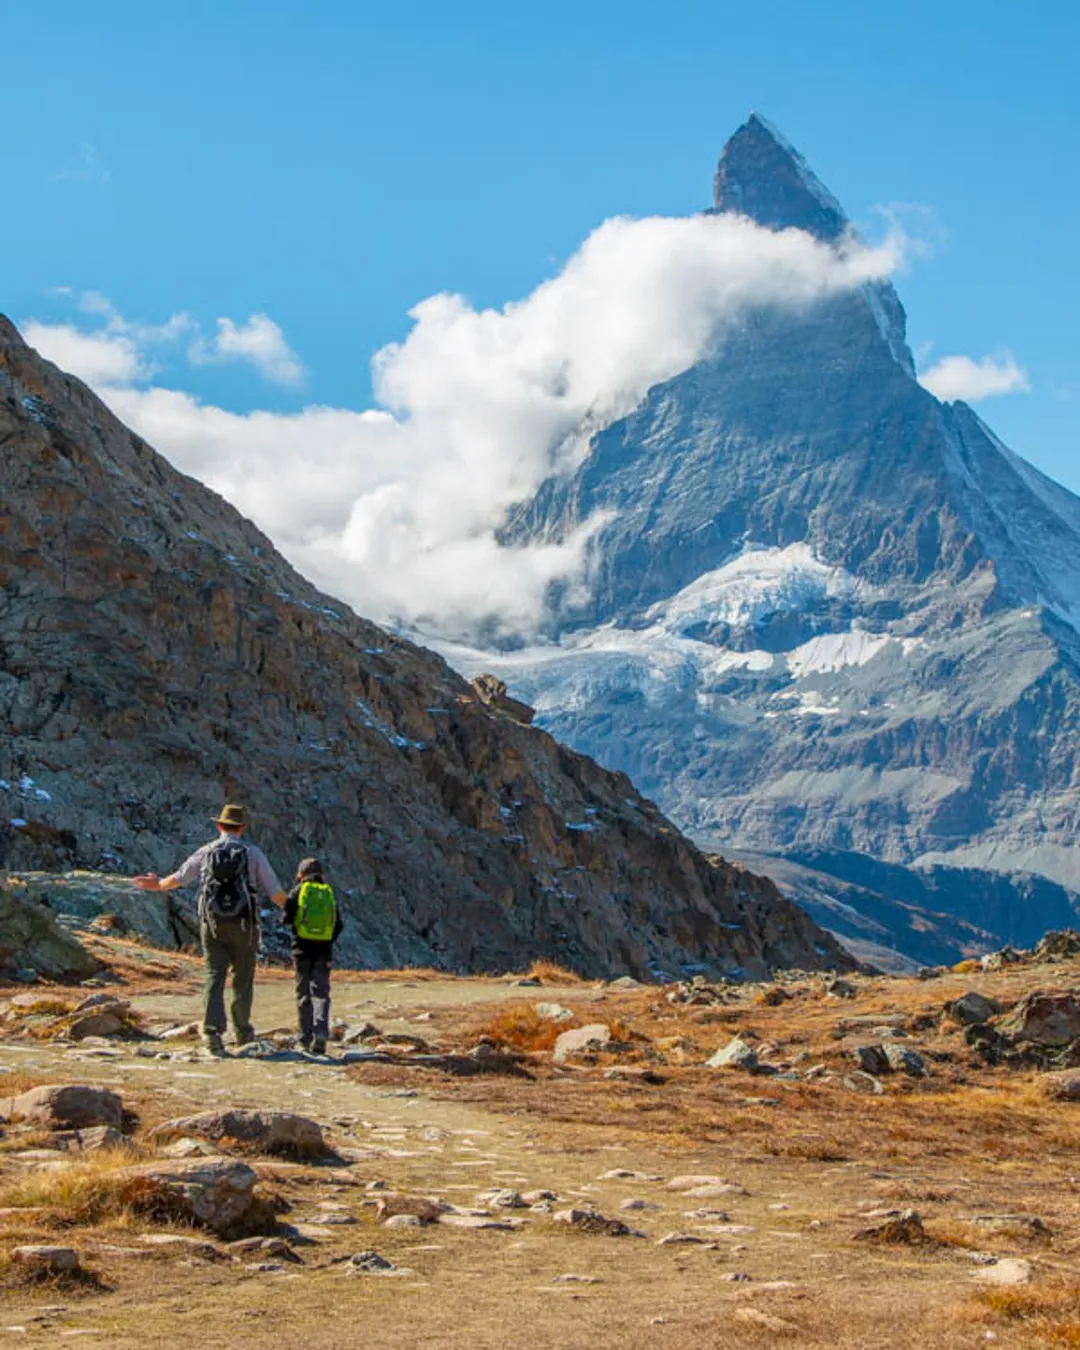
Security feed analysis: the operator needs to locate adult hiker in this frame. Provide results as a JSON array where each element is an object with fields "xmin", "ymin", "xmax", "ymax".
[
  {"xmin": 283, "ymin": 856, "xmax": 344, "ymax": 1055},
  {"xmin": 133, "ymin": 804, "xmax": 285, "ymax": 1053}
]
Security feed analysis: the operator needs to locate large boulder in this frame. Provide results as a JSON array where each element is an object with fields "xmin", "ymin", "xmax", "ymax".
[
  {"xmin": 0, "ymin": 884, "xmax": 98, "ymax": 980},
  {"xmin": 998, "ymin": 992, "xmax": 1080, "ymax": 1048},
  {"xmin": 944, "ymin": 991, "xmax": 1001, "ymax": 1027},
  {"xmin": 150, "ymin": 1109, "xmax": 325, "ymax": 1158},
  {"xmin": 2, "ymin": 1084, "xmax": 123, "ymax": 1130},
  {"xmin": 120, "ymin": 1157, "xmax": 274, "ymax": 1238}
]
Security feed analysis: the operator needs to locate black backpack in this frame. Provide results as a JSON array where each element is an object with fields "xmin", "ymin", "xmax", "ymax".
[{"xmin": 199, "ymin": 836, "xmax": 254, "ymax": 921}]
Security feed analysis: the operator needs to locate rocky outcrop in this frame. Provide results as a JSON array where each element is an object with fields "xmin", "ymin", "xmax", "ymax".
[
  {"xmin": 0, "ymin": 881, "xmax": 98, "ymax": 980},
  {"xmin": 0, "ymin": 317, "xmax": 850, "ymax": 981}
]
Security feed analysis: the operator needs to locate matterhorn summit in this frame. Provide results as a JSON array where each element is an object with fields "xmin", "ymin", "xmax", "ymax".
[{"xmin": 466, "ymin": 115, "xmax": 1080, "ymax": 965}]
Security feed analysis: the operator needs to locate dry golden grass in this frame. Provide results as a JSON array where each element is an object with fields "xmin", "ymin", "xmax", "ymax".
[
  {"xmin": 0, "ymin": 1150, "xmax": 154, "ymax": 1227},
  {"xmin": 954, "ymin": 1283, "xmax": 1080, "ymax": 1346},
  {"xmin": 521, "ymin": 959, "xmax": 587, "ymax": 985}
]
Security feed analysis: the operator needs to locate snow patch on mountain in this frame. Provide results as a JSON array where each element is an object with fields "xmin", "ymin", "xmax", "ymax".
[{"xmin": 646, "ymin": 542, "xmax": 862, "ymax": 634}]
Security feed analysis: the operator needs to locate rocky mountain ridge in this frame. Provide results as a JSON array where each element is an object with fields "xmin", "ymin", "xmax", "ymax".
[
  {"xmin": 464, "ymin": 114, "xmax": 1080, "ymax": 963},
  {"xmin": 0, "ymin": 315, "xmax": 851, "ymax": 980}
]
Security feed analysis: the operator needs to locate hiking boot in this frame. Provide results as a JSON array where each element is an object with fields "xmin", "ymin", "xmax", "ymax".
[
  {"xmin": 234, "ymin": 1028, "xmax": 256, "ymax": 1048},
  {"xmin": 311, "ymin": 1040, "xmax": 327, "ymax": 1056},
  {"xmin": 204, "ymin": 1033, "xmax": 226, "ymax": 1056}
]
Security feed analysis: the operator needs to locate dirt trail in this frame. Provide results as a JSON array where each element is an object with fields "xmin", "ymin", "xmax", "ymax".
[{"xmin": 1, "ymin": 973, "xmax": 1073, "ymax": 1349}]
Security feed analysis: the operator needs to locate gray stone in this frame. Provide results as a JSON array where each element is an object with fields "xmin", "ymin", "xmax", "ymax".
[
  {"xmin": 1041, "ymin": 1071, "xmax": 1080, "ymax": 1101},
  {"xmin": 843, "ymin": 1071, "xmax": 884, "ymax": 1095},
  {"xmin": 656, "ymin": 1232, "xmax": 717, "ymax": 1247},
  {"xmin": 706, "ymin": 1037, "xmax": 758, "ymax": 1071},
  {"xmin": 973, "ymin": 1258, "xmax": 1033, "ymax": 1286},
  {"xmin": 553, "ymin": 1023, "xmax": 611, "ymax": 1064},
  {"xmin": 12, "ymin": 1245, "xmax": 80, "ymax": 1275},
  {"xmin": 0, "ymin": 886, "xmax": 98, "ymax": 982},
  {"xmin": 552, "ymin": 1208, "xmax": 641, "ymax": 1237},
  {"xmin": 118, "ymin": 1158, "xmax": 272, "ymax": 1239},
  {"xmin": 998, "ymin": 991, "xmax": 1080, "ymax": 1047},
  {"xmin": 3, "ymin": 1084, "xmax": 123, "ymax": 1131},
  {"xmin": 534, "ymin": 1002, "xmax": 575, "ymax": 1023},
  {"xmin": 882, "ymin": 1043, "xmax": 928, "ymax": 1077},
  {"xmin": 849, "ymin": 1043, "xmax": 889, "ymax": 1075},
  {"xmin": 150, "ymin": 1109, "xmax": 325, "ymax": 1158},
  {"xmin": 346, "ymin": 1250, "xmax": 411, "ymax": 1276},
  {"xmin": 945, "ymin": 991, "xmax": 1001, "ymax": 1027},
  {"xmin": 474, "ymin": 1188, "xmax": 528, "ymax": 1210}
]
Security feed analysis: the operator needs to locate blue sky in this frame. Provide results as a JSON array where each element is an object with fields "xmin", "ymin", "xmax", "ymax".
[{"xmin": 3, "ymin": 0, "xmax": 1077, "ymax": 493}]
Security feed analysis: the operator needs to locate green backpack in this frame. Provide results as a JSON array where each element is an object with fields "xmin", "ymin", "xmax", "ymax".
[{"xmin": 294, "ymin": 881, "xmax": 337, "ymax": 943}]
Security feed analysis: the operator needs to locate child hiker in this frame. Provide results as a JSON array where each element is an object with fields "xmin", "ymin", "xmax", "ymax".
[{"xmin": 283, "ymin": 857, "xmax": 343, "ymax": 1054}]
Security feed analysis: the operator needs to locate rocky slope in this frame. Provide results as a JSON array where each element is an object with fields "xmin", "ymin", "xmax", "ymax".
[
  {"xmin": 0, "ymin": 316, "xmax": 851, "ymax": 980},
  {"xmin": 473, "ymin": 114, "xmax": 1080, "ymax": 961}
]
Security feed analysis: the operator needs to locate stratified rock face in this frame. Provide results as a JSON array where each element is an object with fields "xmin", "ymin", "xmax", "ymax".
[
  {"xmin": 0, "ymin": 316, "xmax": 849, "ymax": 980},
  {"xmin": 491, "ymin": 114, "xmax": 1080, "ymax": 953}
]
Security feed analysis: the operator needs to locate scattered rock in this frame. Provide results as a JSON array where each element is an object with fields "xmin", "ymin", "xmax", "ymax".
[
  {"xmin": 849, "ymin": 1043, "xmax": 889, "ymax": 1075},
  {"xmin": 843, "ymin": 1071, "xmax": 884, "ymax": 1095},
  {"xmin": 471, "ymin": 673, "xmax": 536, "ymax": 725},
  {"xmin": 51, "ymin": 1125, "xmax": 132, "ymax": 1153},
  {"xmin": 621, "ymin": 1199, "xmax": 660, "ymax": 1212},
  {"xmin": 610, "ymin": 976, "xmax": 642, "ymax": 990},
  {"xmin": 553, "ymin": 1024, "xmax": 611, "ymax": 1064},
  {"xmin": 851, "ymin": 1209, "xmax": 925, "ymax": 1243},
  {"xmin": 706, "ymin": 1038, "xmax": 758, "ymax": 1071},
  {"xmin": 11, "ymin": 1246, "xmax": 80, "ymax": 1276},
  {"xmin": 1041, "ymin": 1071, "xmax": 1080, "ymax": 1101},
  {"xmin": 973, "ymin": 1258, "xmax": 1033, "ymax": 1286},
  {"xmin": 383, "ymin": 1214, "xmax": 422, "ymax": 1229},
  {"xmin": 552, "ymin": 1208, "xmax": 641, "ymax": 1237},
  {"xmin": 375, "ymin": 1193, "xmax": 446, "ymax": 1225},
  {"xmin": 656, "ymin": 1232, "xmax": 717, "ymax": 1247},
  {"xmin": 151, "ymin": 1109, "xmax": 325, "ymax": 1158},
  {"xmin": 0, "ymin": 885, "xmax": 98, "ymax": 981},
  {"xmin": 474, "ymin": 1189, "xmax": 527, "ymax": 1210},
  {"xmin": 2, "ymin": 1084, "xmax": 123, "ymax": 1131},
  {"xmin": 826, "ymin": 978, "xmax": 857, "ymax": 999},
  {"xmin": 345, "ymin": 1250, "xmax": 411, "ymax": 1277},
  {"xmin": 228, "ymin": 1237, "xmax": 302, "ymax": 1263},
  {"xmin": 119, "ymin": 1158, "xmax": 274, "ymax": 1239},
  {"xmin": 1035, "ymin": 931, "xmax": 1080, "ymax": 962},
  {"xmin": 882, "ymin": 1043, "xmax": 928, "ymax": 1077},
  {"xmin": 137, "ymin": 1234, "xmax": 221, "ymax": 1261},
  {"xmin": 998, "ymin": 991, "xmax": 1080, "ymax": 1047},
  {"xmin": 600, "ymin": 1169, "xmax": 662, "ymax": 1182},
  {"xmin": 944, "ymin": 992, "xmax": 1001, "ymax": 1027},
  {"xmin": 972, "ymin": 1214, "xmax": 1048, "ymax": 1238},
  {"xmin": 438, "ymin": 1214, "xmax": 523, "ymax": 1231},
  {"xmin": 666, "ymin": 1176, "xmax": 748, "ymax": 1197},
  {"xmin": 554, "ymin": 1273, "xmax": 600, "ymax": 1284},
  {"xmin": 683, "ymin": 1208, "xmax": 731, "ymax": 1222},
  {"xmin": 535, "ymin": 1003, "xmax": 575, "ymax": 1024},
  {"xmin": 833, "ymin": 1013, "xmax": 908, "ymax": 1038}
]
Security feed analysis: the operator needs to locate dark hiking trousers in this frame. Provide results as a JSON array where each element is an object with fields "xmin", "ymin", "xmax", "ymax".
[
  {"xmin": 294, "ymin": 954, "xmax": 331, "ymax": 1046},
  {"xmin": 201, "ymin": 918, "xmax": 258, "ymax": 1042}
]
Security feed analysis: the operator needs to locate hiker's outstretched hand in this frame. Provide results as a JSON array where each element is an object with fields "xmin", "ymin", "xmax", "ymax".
[{"xmin": 133, "ymin": 873, "xmax": 162, "ymax": 892}]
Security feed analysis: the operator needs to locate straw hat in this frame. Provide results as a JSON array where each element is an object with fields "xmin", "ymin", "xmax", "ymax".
[{"xmin": 212, "ymin": 804, "xmax": 247, "ymax": 829}]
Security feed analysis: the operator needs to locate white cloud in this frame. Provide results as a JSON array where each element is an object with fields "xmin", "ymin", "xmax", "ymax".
[
  {"xmin": 190, "ymin": 314, "xmax": 305, "ymax": 387},
  {"xmin": 920, "ymin": 352, "xmax": 1030, "ymax": 402},
  {"xmin": 22, "ymin": 321, "xmax": 147, "ymax": 385},
  {"xmin": 25, "ymin": 211, "xmax": 902, "ymax": 641}
]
